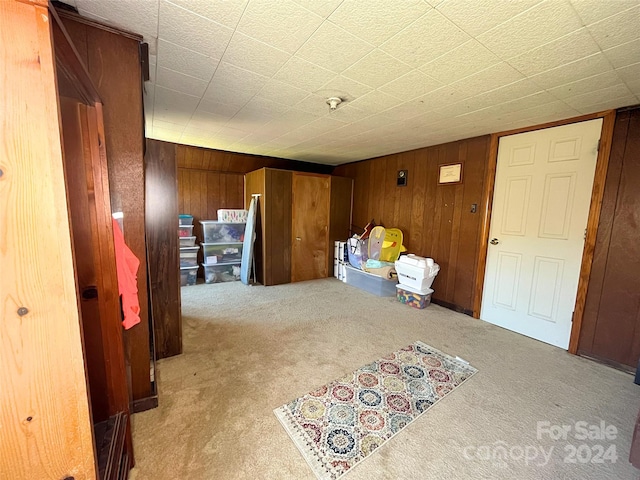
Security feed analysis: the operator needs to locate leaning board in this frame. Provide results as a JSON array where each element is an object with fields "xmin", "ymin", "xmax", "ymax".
[{"xmin": 241, "ymin": 196, "xmax": 258, "ymax": 285}]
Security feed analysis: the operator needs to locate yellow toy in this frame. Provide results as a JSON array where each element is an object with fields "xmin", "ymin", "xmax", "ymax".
[{"xmin": 380, "ymin": 228, "xmax": 406, "ymax": 262}]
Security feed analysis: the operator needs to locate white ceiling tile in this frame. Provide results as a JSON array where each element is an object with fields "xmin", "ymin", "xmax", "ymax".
[
  {"xmin": 198, "ymin": 96, "xmax": 245, "ymax": 117},
  {"xmin": 327, "ymin": 104, "xmax": 370, "ymax": 123},
  {"xmin": 450, "ymin": 62, "xmax": 525, "ymax": 98},
  {"xmin": 603, "ymin": 39, "xmax": 640, "ymax": 69},
  {"xmin": 157, "ymin": 39, "xmax": 218, "ymax": 81},
  {"xmin": 587, "ymin": 5, "xmax": 640, "ymax": 50},
  {"xmin": 208, "ymin": 62, "xmax": 269, "ymax": 96},
  {"xmin": 328, "ymin": 0, "xmax": 430, "ymax": 46},
  {"xmin": 436, "ymin": 0, "xmax": 541, "ymax": 37},
  {"xmin": 380, "ymin": 9, "xmax": 470, "ymax": 68},
  {"xmin": 412, "ymin": 85, "xmax": 472, "ymax": 110},
  {"xmin": 573, "ymin": 96, "xmax": 639, "ymax": 114},
  {"xmin": 315, "ymin": 76, "xmax": 373, "ymax": 101},
  {"xmin": 221, "ymin": 32, "xmax": 291, "ymax": 77},
  {"xmin": 156, "ymin": 67, "xmax": 209, "ymax": 97},
  {"xmin": 154, "ymin": 85, "xmax": 200, "ymax": 111},
  {"xmin": 564, "ymin": 83, "xmax": 635, "ymax": 110},
  {"xmin": 149, "ymin": 128, "xmax": 183, "ymax": 142},
  {"xmin": 152, "ymin": 119, "xmax": 186, "ymax": 132},
  {"xmin": 149, "ymin": 54, "xmax": 157, "ymax": 66},
  {"xmin": 253, "ymin": 81, "xmax": 310, "ymax": 108},
  {"xmin": 419, "ymin": 39, "xmax": 501, "ymax": 83},
  {"xmin": 615, "ymin": 62, "xmax": 640, "ymax": 84},
  {"xmin": 291, "ymin": 0, "xmax": 344, "ymax": 18},
  {"xmin": 158, "ymin": 1, "xmax": 232, "ymax": 58},
  {"xmin": 625, "ymin": 78, "xmax": 640, "ymax": 96},
  {"xmin": 529, "ymin": 52, "xmax": 614, "ymax": 90},
  {"xmin": 237, "ymin": 0, "xmax": 323, "ymax": 54},
  {"xmin": 76, "ymin": 0, "xmax": 159, "ymax": 44},
  {"xmin": 165, "ymin": 0, "xmax": 248, "ymax": 28},
  {"xmin": 227, "ymin": 111, "xmax": 274, "ymax": 131},
  {"xmin": 188, "ymin": 110, "xmax": 230, "ymax": 129},
  {"xmin": 477, "ymin": 0, "xmax": 584, "ymax": 59},
  {"xmin": 342, "ymin": 49, "xmax": 412, "ymax": 88},
  {"xmin": 237, "ymin": 97, "xmax": 292, "ymax": 117},
  {"xmin": 273, "ymin": 56, "xmax": 337, "ymax": 91},
  {"xmin": 294, "ymin": 94, "xmax": 333, "ymax": 115},
  {"xmin": 548, "ymin": 71, "xmax": 624, "ymax": 99},
  {"xmin": 348, "ymin": 91, "xmax": 402, "ymax": 115},
  {"xmin": 378, "ymin": 70, "xmax": 443, "ymax": 101},
  {"xmin": 570, "ymin": 0, "xmax": 639, "ymax": 26},
  {"xmin": 296, "ymin": 22, "xmax": 374, "ymax": 73},
  {"xmin": 380, "ymin": 102, "xmax": 441, "ymax": 123},
  {"xmin": 506, "ymin": 28, "xmax": 600, "ymax": 77}
]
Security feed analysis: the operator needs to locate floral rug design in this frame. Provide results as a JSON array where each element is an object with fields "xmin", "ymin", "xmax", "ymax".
[{"xmin": 274, "ymin": 341, "xmax": 477, "ymax": 480}]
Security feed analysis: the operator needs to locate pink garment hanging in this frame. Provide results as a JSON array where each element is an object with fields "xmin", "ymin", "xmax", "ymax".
[{"xmin": 112, "ymin": 218, "xmax": 141, "ymax": 329}]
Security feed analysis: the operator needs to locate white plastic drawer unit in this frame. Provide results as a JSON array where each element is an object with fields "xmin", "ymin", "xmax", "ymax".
[{"xmin": 200, "ymin": 221, "xmax": 245, "ymax": 243}]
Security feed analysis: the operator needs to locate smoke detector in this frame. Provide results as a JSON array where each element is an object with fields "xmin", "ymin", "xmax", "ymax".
[{"xmin": 326, "ymin": 97, "xmax": 343, "ymax": 111}]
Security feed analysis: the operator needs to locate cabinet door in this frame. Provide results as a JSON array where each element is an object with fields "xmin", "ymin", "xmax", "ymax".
[{"xmin": 291, "ymin": 173, "xmax": 330, "ymax": 282}]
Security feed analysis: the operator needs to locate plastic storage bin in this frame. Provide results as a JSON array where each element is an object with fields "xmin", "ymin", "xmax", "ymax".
[
  {"xmin": 344, "ymin": 264, "xmax": 397, "ymax": 296},
  {"xmin": 178, "ymin": 214, "xmax": 194, "ymax": 226},
  {"xmin": 395, "ymin": 255, "xmax": 439, "ymax": 291},
  {"xmin": 179, "ymin": 236, "xmax": 196, "ymax": 247},
  {"xmin": 179, "ymin": 225, "xmax": 194, "ymax": 237},
  {"xmin": 217, "ymin": 209, "xmax": 248, "ymax": 223},
  {"xmin": 200, "ymin": 221, "xmax": 245, "ymax": 243},
  {"xmin": 396, "ymin": 285, "xmax": 433, "ymax": 309},
  {"xmin": 203, "ymin": 262, "xmax": 241, "ymax": 283},
  {"xmin": 179, "ymin": 246, "xmax": 199, "ymax": 267},
  {"xmin": 201, "ymin": 243, "xmax": 243, "ymax": 264},
  {"xmin": 180, "ymin": 266, "xmax": 198, "ymax": 286}
]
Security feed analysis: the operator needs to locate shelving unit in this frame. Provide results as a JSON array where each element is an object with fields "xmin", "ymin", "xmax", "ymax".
[
  {"xmin": 200, "ymin": 221, "xmax": 246, "ymax": 283},
  {"xmin": 179, "ymin": 215, "xmax": 199, "ymax": 286}
]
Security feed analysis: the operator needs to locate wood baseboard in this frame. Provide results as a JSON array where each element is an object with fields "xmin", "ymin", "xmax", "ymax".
[
  {"xmin": 132, "ymin": 395, "xmax": 159, "ymax": 413},
  {"xmin": 431, "ymin": 298, "xmax": 474, "ymax": 317}
]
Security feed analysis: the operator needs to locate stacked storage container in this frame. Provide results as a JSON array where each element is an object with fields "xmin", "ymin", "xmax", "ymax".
[
  {"xmin": 179, "ymin": 214, "xmax": 199, "ymax": 286},
  {"xmin": 200, "ymin": 217, "xmax": 246, "ymax": 284},
  {"xmin": 394, "ymin": 254, "xmax": 439, "ymax": 309}
]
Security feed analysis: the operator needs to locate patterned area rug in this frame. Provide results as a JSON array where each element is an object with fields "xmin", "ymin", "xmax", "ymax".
[{"xmin": 274, "ymin": 341, "xmax": 477, "ymax": 480}]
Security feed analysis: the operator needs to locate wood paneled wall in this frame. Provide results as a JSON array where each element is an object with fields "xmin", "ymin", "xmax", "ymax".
[
  {"xmin": 146, "ymin": 140, "xmax": 182, "ymax": 359},
  {"xmin": 334, "ymin": 136, "xmax": 491, "ymax": 314},
  {"xmin": 60, "ymin": 11, "xmax": 154, "ymax": 408},
  {"xmin": 175, "ymin": 143, "xmax": 333, "ymax": 274},
  {"xmin": 579, "ymin": 107, "xmax": 640, "ymax": 369}
]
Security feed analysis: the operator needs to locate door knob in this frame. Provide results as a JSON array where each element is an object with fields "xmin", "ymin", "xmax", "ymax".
[
  {"xmin": 296, "ymin": 237, "xmax": 302, "ymax": 241},
  {"xmin": 490, "ymin": 238, "xmax": 500, "ymax": 245}
]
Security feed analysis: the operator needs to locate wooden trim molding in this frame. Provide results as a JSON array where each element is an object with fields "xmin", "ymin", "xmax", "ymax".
[
  {"xmin": 472, "ymin": 109, "xmax": 617, "ymax": 350},
  {"xmin": 472, "ymin": 134, "xmax": 499, "ymax": 318},
  {"xmin": 568, "ymin": 110, "xmax": 616, "ymax": 354}
]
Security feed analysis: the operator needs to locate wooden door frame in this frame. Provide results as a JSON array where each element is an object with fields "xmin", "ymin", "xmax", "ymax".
[{"xmin": 472, "ymin": 109, "xmax": 617, "ymax": 354}]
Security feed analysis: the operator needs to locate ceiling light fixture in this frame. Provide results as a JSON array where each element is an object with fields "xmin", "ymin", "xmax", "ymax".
[{"xmin": 326, "ymin": 97, "xmax": 343, "ymax": 111}]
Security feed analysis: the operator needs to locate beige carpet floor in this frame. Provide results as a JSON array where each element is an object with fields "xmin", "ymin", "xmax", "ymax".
[{"xmin": 129, "ymin": 278, "xmax": 639, "ymax": 480}]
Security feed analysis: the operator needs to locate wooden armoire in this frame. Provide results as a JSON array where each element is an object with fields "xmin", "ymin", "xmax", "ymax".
[
  {"xmin": 244, "ymin": 168, "xmax": 353, "ymax": 286},
  {"xmin": 1, "ymin": 2, "xmax": 137, "ymax": 478}
]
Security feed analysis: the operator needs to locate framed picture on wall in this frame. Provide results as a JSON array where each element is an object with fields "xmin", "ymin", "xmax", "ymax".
[{"xmin": 438, "ymin": 163, "xmax": 463, "ymax": 184}]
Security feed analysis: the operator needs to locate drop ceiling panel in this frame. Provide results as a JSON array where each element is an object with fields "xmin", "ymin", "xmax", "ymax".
[
  {"xmin": 236, "ymin": 0, "xmax": 323, "ymax": 53},
  {"xmin": 158, "ymin": 1, "xmax": 233, "ymax": 58},
  {"xmin": 380, "ymin": 9, "xmax": 470, "ymax": 68},
  {"xmin": 77, "ymin": 0, "xmax": 640, "ymax": 164},
  {"xmin": 328, "ymin": 0, "xmax": 430, "ymax": 46},
  {"xmin": 476, "ymin": 0, "xmax": 584, "ymax": 59},
  {"xmin": 296, "ymin": 22, "xmax": 374, "ymax": 73}
]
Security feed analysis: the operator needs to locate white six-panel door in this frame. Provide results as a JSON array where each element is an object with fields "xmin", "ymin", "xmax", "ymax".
[{"xmin": 481, "ymin": 119, "xmax": 602, "ymax": 349}]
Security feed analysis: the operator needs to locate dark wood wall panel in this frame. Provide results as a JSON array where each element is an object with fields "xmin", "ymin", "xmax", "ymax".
[
  {"xmin": 265, "ymin": 169, "xmax": 292, "ymax": 286},
  {"xmin": 177, "ymin": 168, "xmax": 244, "ymax": 270},
  {"xmin": 579, "ymin": 107, "xmax": 640, "ymax": 369},
  {"xmin": 334, "ymin": 136, "xmax": 490, "ymax": 314},
  {"xmin": 61, "ymin": 13, "xmax": 154, "ymax": 407},
  {"xmin": 146, "ymin": 140, "xmax": 182, "ymax": 359},
  {"xmin": 176, "ymin": 144, "xmax": 333, "ymax": 174},
  {"xmin": 329, "ymin": 176, "xmax": 353, "ymax": 276}
]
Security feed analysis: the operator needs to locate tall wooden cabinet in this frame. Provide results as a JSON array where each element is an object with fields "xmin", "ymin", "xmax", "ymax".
[
  {"xmin": 1, "ymin": 2, "xmax": 132, "ymax": 478},
  {"xmin": 244, "ymin": 168, "xmax": 352, "ymax": 286}
]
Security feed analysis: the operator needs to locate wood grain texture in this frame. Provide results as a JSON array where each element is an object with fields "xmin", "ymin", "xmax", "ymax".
[
  {"xmin": 145, "ymin": 139, "xmax": 182, "ymax": 359},
  {"xmin": 0, "ymin": 2, "xmax": 96, "ymax": 478},
  {"xmin": 472, "ymin": 134, "xmax": 499, "ymax": 318},
  {"xmin": 60, "ymin": 14, "xmax": 154, "ymax": 407},
  {"xmin": 329, "ymin": 176, "xmax": 353, "ymax": 276},
  {"xmin": 568, "ymin": 110, "xmax": 616, "ymax": 354},
  {"xmin": 577, "ymin": 107, "xmax": 640, "ymax": 367},
  {"xmin": 334, "ymin": 136, "xmax": 490, "ymax": 314},
  {"xmin": 177, "ymin": 168, "xmax": 244, "ymax": 271},
  {"xmin": 176, "ymin": 144, "xmax": 333, "ymax": 174},
  {"xmin": 291, "ymin": 173, "xmax": 330, "ymax": 282},
  {"xmin": 265, "ymin": 169, "xmax": 293, "ymax": 285}
]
